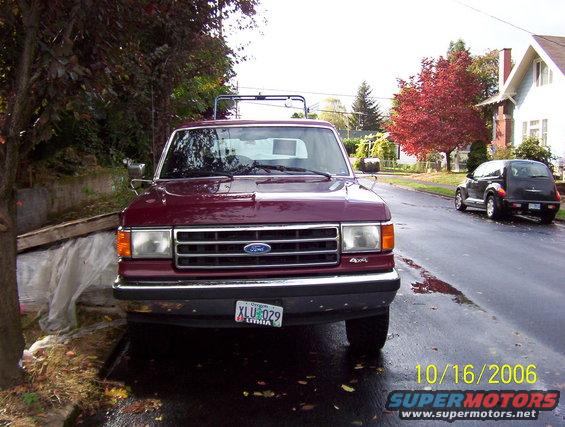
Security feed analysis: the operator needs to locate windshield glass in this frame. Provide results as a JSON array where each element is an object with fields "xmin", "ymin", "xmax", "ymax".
[
  {"xmin": 159, "ymin": 126, "xmax": 350, "ymax": 178},
  {"xmin": 509, "ymin": 162, "xmax": 551, "ymax": 179}
]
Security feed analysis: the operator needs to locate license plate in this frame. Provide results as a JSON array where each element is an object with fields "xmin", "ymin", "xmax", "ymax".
[
  {"xmin": 235, "ymin": 301, "xmax": 283, "ymax": 327},
  {"xmin": 528, "ymin": 203, "xmax": 541, "ymax": 210}
]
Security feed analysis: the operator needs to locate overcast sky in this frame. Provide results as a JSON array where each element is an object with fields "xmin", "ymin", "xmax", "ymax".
[{"xmin": 229, "ymin": 0, "xmax": 565, "ymax": 119}]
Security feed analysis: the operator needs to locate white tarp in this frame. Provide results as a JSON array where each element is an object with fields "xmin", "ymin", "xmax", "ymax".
[{"xmin": 17, "ymin": 231, "xmax": 118, "ymax": 332}]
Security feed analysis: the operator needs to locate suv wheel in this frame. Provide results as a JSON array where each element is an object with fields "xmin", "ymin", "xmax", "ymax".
[
  {"xmin": 539, "ymin": 212, "xmax": 557, "ymax": 224},
  {"xmin": 345, "ymin": 309, "xmax": 389, "ymax": 353},
  {"xmin": 128, "ymin": 322, "xmax": 172, "ymax": 357},
  {"xmin": 454, "ymin": 190, "xmax": 467, "ymax": 211},
  {"xmin": 486, "ymin": 194, "xmax": 503, "ymax": 220}
]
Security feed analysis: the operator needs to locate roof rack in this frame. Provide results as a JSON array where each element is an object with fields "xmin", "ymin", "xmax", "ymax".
[{"xmin": 213, "ymin": 94, "xmax": 308, "ymax": 120}]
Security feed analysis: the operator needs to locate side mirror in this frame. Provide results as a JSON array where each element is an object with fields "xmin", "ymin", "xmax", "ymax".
[
  {"xmin": 466, "ymin": 172, "xmax": 473, "ymax": 179},
  {"xmin": 128, "ymin": 163, "xmax": 146, "ymax": 180}
]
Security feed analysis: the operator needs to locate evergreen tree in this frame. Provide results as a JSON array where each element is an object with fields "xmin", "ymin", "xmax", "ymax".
[{"xmin": 349, "ymin": 81, "xmax": 384, "ymax": 131}]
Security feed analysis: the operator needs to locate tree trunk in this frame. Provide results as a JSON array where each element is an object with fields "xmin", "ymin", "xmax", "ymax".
[
  {"xmin": 0, "ymin": 0, "xmax": 40, "ymax": 389},
  {"xmin": 445, "ymin": 151, "xmax": 452, "ymax": 172},
  {"xmin": 0, "ymin": 188, "xmax": 24, "ymax": 389}
]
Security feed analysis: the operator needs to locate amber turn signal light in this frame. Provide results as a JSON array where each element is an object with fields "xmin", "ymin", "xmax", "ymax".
[
  {"xmin": 381, "ymin": 223, "xmax": 394, "ymax": 251},
  {"xmin": 117, "ymin": 230, "xmax": 131, "ymax": 257}
]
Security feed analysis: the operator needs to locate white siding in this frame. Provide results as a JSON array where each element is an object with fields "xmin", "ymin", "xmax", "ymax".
[{"xmin": 511, "ymin": 54, "xmax": 565, "ymax": 165}]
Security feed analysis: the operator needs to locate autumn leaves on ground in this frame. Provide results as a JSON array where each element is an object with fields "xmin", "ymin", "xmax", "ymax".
[{"xmin": 0, "ymin": 310, "xmax": 124, "ymax": 426}]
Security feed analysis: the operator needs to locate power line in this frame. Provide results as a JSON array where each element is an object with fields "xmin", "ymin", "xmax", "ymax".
[
  {"xmin": 241, "ymin": 101, "xmax": 367, "ymax": 116},
  {"xmin": 451, "ymin": 0, "xmax": 565, "ymax": 48},
  {"xmin": 238, "ymin": 86, "xmax": 393, "ymax": 101}
]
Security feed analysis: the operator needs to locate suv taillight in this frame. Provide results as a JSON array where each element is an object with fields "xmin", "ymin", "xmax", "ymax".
[
  {"xmin": 497, "ymin": 188, "xmax": 506, "ymax": 197},
  {"xmin": 556, "ymin": 187, "xmax": 562, "ymax": 201}
]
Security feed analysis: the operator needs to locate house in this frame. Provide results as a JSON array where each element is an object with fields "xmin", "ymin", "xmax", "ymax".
[{"xmin": 479, "ymin": 35, "xmax": 565, "ymax": 173}]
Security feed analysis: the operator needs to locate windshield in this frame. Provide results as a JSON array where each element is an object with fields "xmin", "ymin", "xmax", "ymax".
[
  {"xmin": 509, "ymin": 162, "xmax": 551, "ymax": 179},
  {"xmin": 158, "ymin": 126, "xmax": 350, "ymax": 179}
]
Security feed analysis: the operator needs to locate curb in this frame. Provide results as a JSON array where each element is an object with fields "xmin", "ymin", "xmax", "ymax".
[{"xmin": 58, "ymin": 328, "xmax": 126, "ymax": 426}]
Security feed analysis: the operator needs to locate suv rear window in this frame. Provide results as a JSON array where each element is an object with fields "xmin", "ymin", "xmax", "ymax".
[
  {"xmin": 159, "ymin": 126, "xmax": 350, "ymax": 178},
  {"xmin": 509, "ymin": 162, "xmax": 551, "ymax": 179}
]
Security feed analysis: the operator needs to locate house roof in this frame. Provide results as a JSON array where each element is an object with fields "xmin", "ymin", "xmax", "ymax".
[
  {"xmin": 477, "ymin": 34, "xmax": 565, "ymax": 107},
  {"xmin": 533, "ymin": 35, "xmax": 565, "ymax": 74}
]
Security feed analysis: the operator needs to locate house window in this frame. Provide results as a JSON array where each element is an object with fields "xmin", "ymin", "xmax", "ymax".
[
  {"xmin": 535, "ymin": 59, "xmax": 553, "ymax": 86},
  {"xmin": 529, "ymin": 120, "xmax": 539, "ymax": 138},
  {"xmin": 522, "ymin": 119, "xmax": 548, "ymax": 144},
  {"xmin": 541, "ymin": 119, "xmax": 548, "ymax": 146}
]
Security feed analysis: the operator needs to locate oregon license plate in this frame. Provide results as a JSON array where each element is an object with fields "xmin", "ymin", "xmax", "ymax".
[
  {"xmin": 528, "ymin": 203, "xmax": 541, "ymax": 210},
  {"xmin": 235, "ymin": 301, "xmax": 283, "ymax": 327}
]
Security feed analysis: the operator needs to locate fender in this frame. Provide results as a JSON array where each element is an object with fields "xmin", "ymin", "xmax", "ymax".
[{"xmin": 483, "ymin": 182, "xmax": 506, "ymax": 201}]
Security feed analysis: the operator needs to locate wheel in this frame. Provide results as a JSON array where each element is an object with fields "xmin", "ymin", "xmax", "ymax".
[
  {"xmin": 345, "ymin": 308, "xmax": 389, "ymax": 353},
  {"xmin": 486, "ymin": 194, "xmax": 504, "ymax": 220},
  {"xmin": 539, "ymin": 212, "xmax": 556, "ymax": 224},
  {"xmin": 454, "ymin": 189, "xmax": 467, "ymax": 211},
  {"xmin": 128, "ymin": 322, "xmax": 172, "ymax": 357}
]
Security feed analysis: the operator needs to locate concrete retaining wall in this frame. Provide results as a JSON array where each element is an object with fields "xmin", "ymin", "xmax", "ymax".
[{"xmin": 16, "ymin": 171, "xmax": 116, "ymax": 234}]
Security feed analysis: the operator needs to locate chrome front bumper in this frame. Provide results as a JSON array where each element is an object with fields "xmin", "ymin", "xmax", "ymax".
[{"xmin": 114, "ymin": 270, "xmax": 400, "ymax": 326}]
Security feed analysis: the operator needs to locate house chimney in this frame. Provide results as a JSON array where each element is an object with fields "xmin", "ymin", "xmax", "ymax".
[{"xmin": 499, "ymin": 48, "xmax": 512, "ymax": 88}]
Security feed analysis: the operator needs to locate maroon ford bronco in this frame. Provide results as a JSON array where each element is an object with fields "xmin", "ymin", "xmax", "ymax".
[{"xmin": 114, "ymin": 95, "xmax": 400, "ymax": 352}]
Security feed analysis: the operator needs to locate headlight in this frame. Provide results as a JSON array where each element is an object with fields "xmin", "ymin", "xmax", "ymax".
[
  {"xmin": 131, "ymin": 229, "xmax": 172, "ymax": 258},
  {"xmin": 341, "ymin": 224, "xmax": 380, "ymax": 253}
]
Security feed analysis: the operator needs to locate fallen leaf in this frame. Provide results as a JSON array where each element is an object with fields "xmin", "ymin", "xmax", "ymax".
[
  {"xmin": 65, "ymin": 351, "xmax": 76, "ymax": 358},
  {"xmin": 253, "ymin": 391, "xmax": 263, "ymax": 397},
  {"xmin": 262, "ymin": 390, "xmax": 275, "ymax": 398},
  {"xmin": 155, "ymin": 415, "xmax": 163, "ymax": 421},
  {"xmin": 306, "ymin": 375, "xmax": 316, "ymax": 379},
  {"xmin": 297, "ymin": 380, "xmax": 308, "ymax": 385},
  {"xmin": 243, "ymin": 391, "xmax": 249, "ymax": 397},
  {"xmin": 257, "ymin": 381, "xmax": 267, "ymax": 386},
  {"xmin": 105, "ymin": 387, "xmax": 129, "ymax": 403},
  {"xmin": 103, "ymin": 315, "xmax": 113, "ymax": 322},
  {"xmin": 351, "ymin": 421, "xmax": 363, "ymax": 426},
  {"xmin": 333, "ymin": 404, "xmax": 340, "ymax": 410},
  {"xmin": 341, "ymin": 384, "xmax": 355, "ymax": 392},
  {"xmin": 301, "ymin": 404, "xmax": 316, "ymax": 411}
]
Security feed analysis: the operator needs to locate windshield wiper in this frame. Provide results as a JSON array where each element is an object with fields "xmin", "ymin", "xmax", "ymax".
[
  {"xmin": 183, "ymin": 170, "xmax": 233, "ymax": 179},
  {"xmin": 250, "ymin": 162, "xmax": 332, "ymax": 179}
]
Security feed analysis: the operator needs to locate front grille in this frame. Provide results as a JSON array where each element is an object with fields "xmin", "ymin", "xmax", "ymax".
[{"xmin": 174, "ymin": 224, "xmax": 340, "ymax": 269}]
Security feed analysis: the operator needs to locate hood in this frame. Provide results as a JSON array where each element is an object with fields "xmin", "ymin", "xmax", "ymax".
[{"xmin": 121, "ymin": 177, "xmax": 390, "ymax": 226}]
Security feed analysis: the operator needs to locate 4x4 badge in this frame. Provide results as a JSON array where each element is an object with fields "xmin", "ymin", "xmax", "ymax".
[{"xmin": 349, "ymin": 257, "xmax": 368, "ymax": 263}]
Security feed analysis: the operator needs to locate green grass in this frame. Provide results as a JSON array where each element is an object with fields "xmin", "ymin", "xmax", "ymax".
[
  {"xmin": 407, "ymin": 171, "xmax": 467, "ymax": 186},
  {"xmin": 556, "ymin": 210, "xmax": 565, "ymax": 221},
  {"xmin": 379, "ymin": 177, "xmax": 455, "ymax": 197}
]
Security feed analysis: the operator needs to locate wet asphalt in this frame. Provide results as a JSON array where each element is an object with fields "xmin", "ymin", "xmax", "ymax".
[{"xmin": 78, "ymin": 180, "xmax": 565, "ymax": 426}]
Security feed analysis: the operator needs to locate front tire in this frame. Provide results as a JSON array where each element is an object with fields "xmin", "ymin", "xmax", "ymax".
[
  {"xmin": 486, "ymin": 194, "xmax": 504, "ymax": 220},
  {"xmin": 455, "ymin": 189, "xmax": 467, "ymax": 211},
  {"xmin": 539, "ymin": 212, "xmax": 557, "ymax": 224},
  {"xmin": 346, "ymin": 308, "xmax": 389, "ymax": 353}
]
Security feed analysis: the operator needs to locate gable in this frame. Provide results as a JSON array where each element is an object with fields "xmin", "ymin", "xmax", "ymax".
[
  {"xmin": 499, "ymin": 35, "xmax": 564, "ymax": 99},
  {"xmin": 533, "ymin": 35, "xmax": 565, "ymax": 75}
]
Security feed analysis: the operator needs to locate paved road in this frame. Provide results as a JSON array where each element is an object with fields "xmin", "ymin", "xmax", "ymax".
[
  {"xmin": 361, "ymin": 179, "xmax": 565, "ymax": 355},
  {"xmin": 79, "ymin": 181, "xmax": 565, "ymax": 426}
]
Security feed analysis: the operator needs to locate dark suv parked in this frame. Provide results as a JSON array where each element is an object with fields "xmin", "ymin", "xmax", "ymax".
[{"xmin": 455, "ymin": 160, "xmax": 561, "ymax": 224}]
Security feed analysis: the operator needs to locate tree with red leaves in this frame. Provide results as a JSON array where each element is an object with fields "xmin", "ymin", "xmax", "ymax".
[{"xmin": 388, "ymin": 52, "xmax": 487, "ymax": 171}]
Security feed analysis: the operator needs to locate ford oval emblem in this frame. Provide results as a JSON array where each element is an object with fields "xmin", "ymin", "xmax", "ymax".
[{"xmin": 243, "ymin": 243, "xmax": 272, "ymax": 255}]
